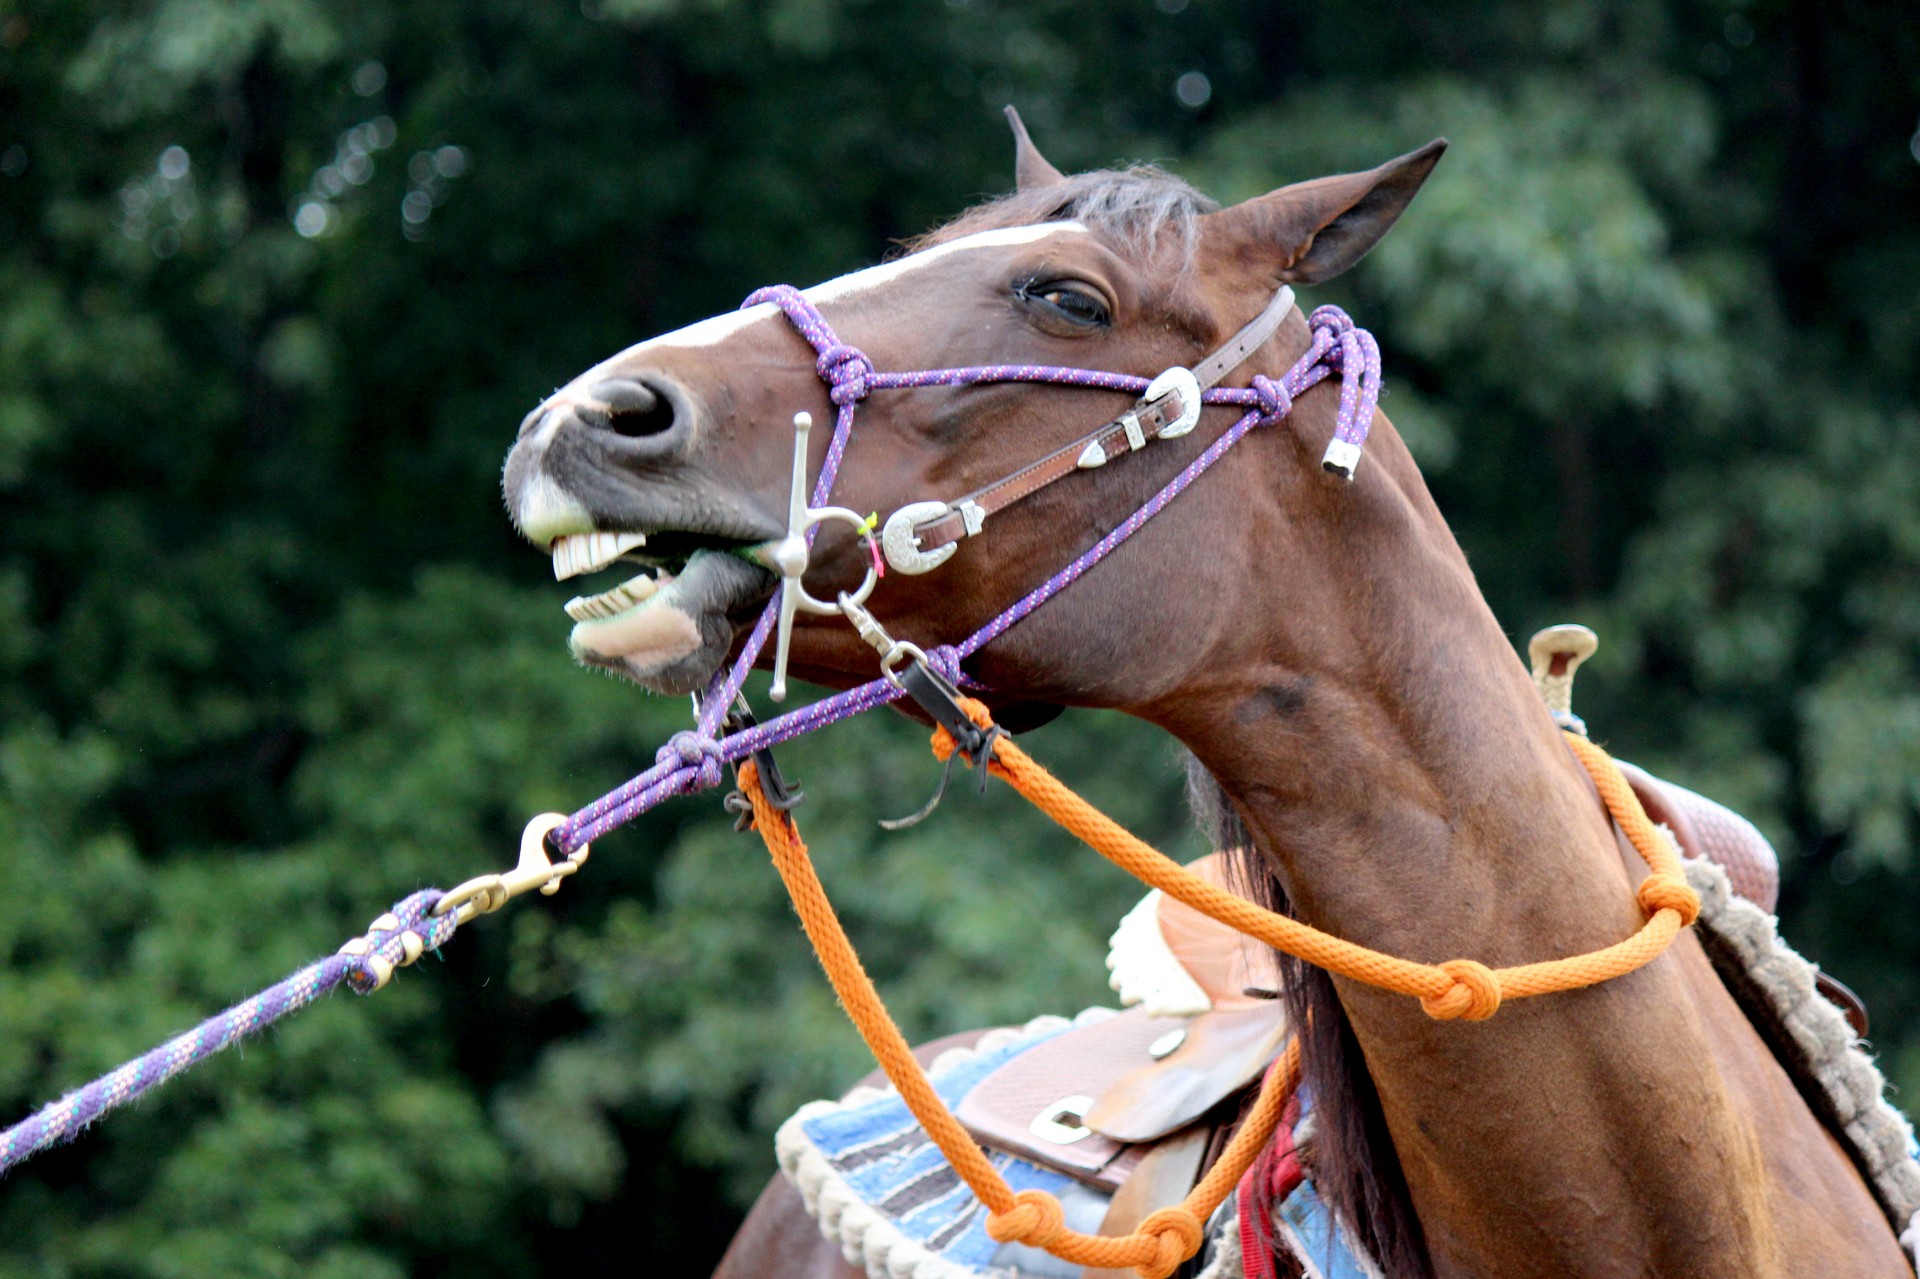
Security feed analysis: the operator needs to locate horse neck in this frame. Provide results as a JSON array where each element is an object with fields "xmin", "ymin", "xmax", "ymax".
[
  {"xmin": 1143, "ymin": 405, "xmax": 1782, "ymax": 1273},
  {"xmin": 1155, "ymin": 409, "xmax": 1636, "ymax": 960}
]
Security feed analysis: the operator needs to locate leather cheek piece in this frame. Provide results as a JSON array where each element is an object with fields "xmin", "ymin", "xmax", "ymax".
[{"xmin": 910, "ymin": 390, "xmax": 1193, "ymax": 555}]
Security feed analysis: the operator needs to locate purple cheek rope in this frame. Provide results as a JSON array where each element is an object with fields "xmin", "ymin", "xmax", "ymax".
[{"xmin": 0, "ymin": 286, "xmax": 1380, "ymax": 1176}]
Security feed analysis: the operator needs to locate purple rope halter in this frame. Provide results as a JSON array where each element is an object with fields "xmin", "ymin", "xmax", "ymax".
[
  {"xmin": 0, "ymin": 280, "xmax": 1382, "ymax": 1176},
  {"xmin": 558, "ymin": 284, "xmax": 1380, "ymax": 850}
]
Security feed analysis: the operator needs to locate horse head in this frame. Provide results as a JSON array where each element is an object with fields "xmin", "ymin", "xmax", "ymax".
[{"xmin": 500, "ymin": 115, "xmax": 1444, "ymax": 712}]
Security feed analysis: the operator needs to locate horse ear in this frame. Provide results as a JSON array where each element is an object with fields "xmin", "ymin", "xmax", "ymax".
[
  {"xmin": 1206, "ymin": 139, "xmax": 1447, "ymax": 285},
  {"xmin": 1004, "ymin": 105, "xmax": 1066, "ymax": 191}
]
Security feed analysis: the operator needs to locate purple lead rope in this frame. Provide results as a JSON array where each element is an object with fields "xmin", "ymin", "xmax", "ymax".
[
  {"xmin": 0, "ymin": 286, "xmax": 1379, "ymax": 1176},
  {"xmin": 0, "ymin": 890, "xmax": 456, "ymax": 1176}
]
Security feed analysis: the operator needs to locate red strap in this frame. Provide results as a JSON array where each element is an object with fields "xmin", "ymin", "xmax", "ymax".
[{"xmin": 1237, "ymin": 1088, "xmax": 1305, "ymax": 1279}]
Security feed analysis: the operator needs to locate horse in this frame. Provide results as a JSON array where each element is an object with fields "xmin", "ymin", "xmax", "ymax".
[{"xmin": 499, "ymin": 115, "xmax": 1909, "ymax": 1277}]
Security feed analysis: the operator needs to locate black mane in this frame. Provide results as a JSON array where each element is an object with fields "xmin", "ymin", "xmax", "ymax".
[{"xmin": 1184, "ymin": 755, "xmax": 1434, "ymax": 1279}]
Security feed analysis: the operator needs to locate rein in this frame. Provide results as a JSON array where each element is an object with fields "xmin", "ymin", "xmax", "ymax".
[{"xmin": 735, "ymin": 703, "xmax": 1698, "ymax": 1278}]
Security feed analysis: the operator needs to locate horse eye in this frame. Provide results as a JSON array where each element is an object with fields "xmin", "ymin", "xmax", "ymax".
[{"xmin": 1020, "ymin": 281, "xmax": 1110, "ymax": 328}]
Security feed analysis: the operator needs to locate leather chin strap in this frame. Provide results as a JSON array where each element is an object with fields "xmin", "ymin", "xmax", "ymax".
[{"xmin": 880, "ymin": 284, "xmax": 1297, "ymax": 576}]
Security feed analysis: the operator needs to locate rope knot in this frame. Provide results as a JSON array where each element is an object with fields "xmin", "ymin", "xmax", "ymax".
[
  {"xmin": 1135, "ymin": 1206, "xmax": 1205, "ymax": 1279},
  {"xmin": 656, "ymin": 730, "xmax": 725, "ymax": 787},
  {"xmin": 1636, "ymin": 872, "xmax": 1701, "ymax": 926},
  {"xmin": 922, "ymin": 644, "xmax": 966, "ymax": 686},
  {"xmin": 1249, "ymin": 374, "xmax": 1293, "ymax": 422},
  {"xmin": 816, "ymin": 343, "xmax": 876, "ymax": 404},
  {"xmin": 985, "ymin": 1188, "xmax": 1065, "ymax": 1247},
  {"xmin": 928, "ymin": 694, "xmax": 997, "ymax": 764},
  {"xmin": 343, "ymin": 890, "xmax": 454, "ymax": 995},
  {"xmin": 1307, "ymin": 304, "xmax": 1354, "ymax": 336},
  {"xmin": 1420, "ymin": 957, "xmax": 1502, "ymax": 1021}
]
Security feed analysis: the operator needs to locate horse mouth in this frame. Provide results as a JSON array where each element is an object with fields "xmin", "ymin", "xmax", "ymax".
[{"xmin": 549, "ymin": 529, "xmax": 775, "ymax": 694}]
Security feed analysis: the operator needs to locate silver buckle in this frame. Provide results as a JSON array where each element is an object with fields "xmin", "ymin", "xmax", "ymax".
[
  {"xmin": 1143, "ymin": 366, "xmax": 1202, "ymax": 438},
  {"xmin": 880, "ymin": 500, "xmax": 960, "ymax": 576}
]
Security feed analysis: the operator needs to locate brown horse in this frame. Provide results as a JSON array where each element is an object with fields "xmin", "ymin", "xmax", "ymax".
[{"xmin": 500, "ymin": 120, "xmax": 1908, "ymax": 1277}]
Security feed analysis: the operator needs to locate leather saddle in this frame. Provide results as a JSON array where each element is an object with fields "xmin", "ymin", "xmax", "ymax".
[
  {"xmin": 1614, "ymin": 760, "xmax": 1866, "ymax": 1037},
  {"xmin": 936, "ymin": 765, "xmax": 1861, "ymax": 1276}
]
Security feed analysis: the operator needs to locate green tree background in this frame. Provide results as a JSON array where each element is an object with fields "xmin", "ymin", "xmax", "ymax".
[{"xmin": 2, "ymin": 0, "xmax": 1917, "ymax": 1272}]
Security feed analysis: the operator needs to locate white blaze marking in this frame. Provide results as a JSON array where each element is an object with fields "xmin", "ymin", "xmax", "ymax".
[
  {"xmin": 803, "ymin": 221, "xmax": 1088, "ymax": 304},
  {"xmin": 596, "ymin": 303, "xmax": 777, "ymax": 358},
  {"xmin": 583, "ymin": 221, "xmax": 1090, "ymax": 368}
]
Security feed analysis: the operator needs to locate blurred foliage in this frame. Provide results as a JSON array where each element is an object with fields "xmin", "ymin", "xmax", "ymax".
[{"xmin": 1, "ymin": 0, "xmax": 1917, "ymax": 1272}]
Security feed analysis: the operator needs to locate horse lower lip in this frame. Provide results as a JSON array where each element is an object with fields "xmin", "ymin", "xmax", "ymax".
[
  {"xmin": 569, "ymin": 588, "xmax": 702, "ymax": 668},
  {"xmin": 566, "ymin": 549, "xmax": 773, "ymax": 673}
]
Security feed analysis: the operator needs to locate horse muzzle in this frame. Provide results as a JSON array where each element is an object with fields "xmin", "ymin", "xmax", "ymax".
[{"xmin": 501, "ymin": 370, "xmax": 783, "ymax": 694}]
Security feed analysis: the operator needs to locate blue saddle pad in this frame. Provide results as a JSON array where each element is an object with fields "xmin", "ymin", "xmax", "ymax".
[{"xmin": 774, "ymin": 1009, "xmax": 1374, "ymax": 1279}]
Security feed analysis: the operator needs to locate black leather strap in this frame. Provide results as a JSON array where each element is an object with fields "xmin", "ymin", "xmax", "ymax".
[{"xmin": 899, "ymin": 663, "xmax": 999, "ymax": 783}]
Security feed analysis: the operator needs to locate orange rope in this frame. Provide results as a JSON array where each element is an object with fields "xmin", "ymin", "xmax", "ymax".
[
  {"xmin": 931, "ymin": 701, "xmax": 1698, "ymax": 1021},
  {"xmin": 740, "ymin": 698, "xmax": 1696, "ymax": 1276},
  {"xmin": 741, "ymin": 761, "xmax": 1300, "ymax": 1279}
]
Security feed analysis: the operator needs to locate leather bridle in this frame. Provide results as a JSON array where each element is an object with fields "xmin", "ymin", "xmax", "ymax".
[{"xmin": 879, "ymin": 282, "xmax": 1301, "ymax": 574}]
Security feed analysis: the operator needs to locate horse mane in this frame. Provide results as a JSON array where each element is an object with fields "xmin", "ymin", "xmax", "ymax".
[
  {"xmin": 1184, "ymin": 755, "xmax": 1434, "ymax": 1279},
  {"xmin": 900, "ymin": 164, "xmax": 1216, "ymax": 267}
]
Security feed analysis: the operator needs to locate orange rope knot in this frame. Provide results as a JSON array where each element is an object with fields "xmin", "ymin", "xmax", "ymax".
[
  {"xmin": 985, "ymin": 1187, "xmax": 1067, "ymax": 1247},
  {"xmin": 1419, "ymin": 957, "xmax": 1503, "ymax": 1021},
  {"xmin": 1636, "ymin": 872, "xmax": 1701, "ymax": 926},
  {"xmin": 1134, "ymin": 1206, "xmax": 1207, "ymax": 1279}
]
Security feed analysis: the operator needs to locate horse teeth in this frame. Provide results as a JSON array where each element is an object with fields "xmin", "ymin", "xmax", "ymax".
[
  {"xmin": 551, "ymin": 531, "xmax": 647, "ymax": 580},
  {"xmin": 563, "ymin": 572, "xmax": 660, "ymax": 622}
]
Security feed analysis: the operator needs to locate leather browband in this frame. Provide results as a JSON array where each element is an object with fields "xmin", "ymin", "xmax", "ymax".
[{"xmin": 906, "ymin": 284, "xmax": 1297, "ymax": 558}]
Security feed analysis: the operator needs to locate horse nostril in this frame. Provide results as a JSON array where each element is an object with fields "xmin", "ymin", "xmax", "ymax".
[{"xmin": 589, "ymin": 378, "xmax": 679, "ymax": 440}]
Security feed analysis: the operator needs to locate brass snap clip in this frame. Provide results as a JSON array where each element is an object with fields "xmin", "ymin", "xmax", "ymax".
[{"xmin": 433, "ymin": 813, "xmax": 591, "ymax": 927}]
